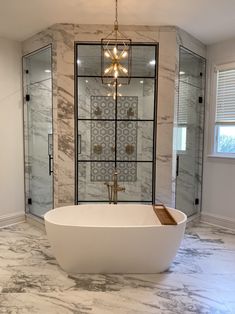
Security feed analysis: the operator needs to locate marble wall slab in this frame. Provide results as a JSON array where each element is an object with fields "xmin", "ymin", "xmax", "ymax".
[{"xmin": 22, "ymin": 23, "xmax": 206, "ymax": 211}]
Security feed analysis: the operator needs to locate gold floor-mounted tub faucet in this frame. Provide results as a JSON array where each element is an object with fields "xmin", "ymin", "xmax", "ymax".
[{"xmin": 104, "ymin": 168, "xmax": 125, "ymax": 204}]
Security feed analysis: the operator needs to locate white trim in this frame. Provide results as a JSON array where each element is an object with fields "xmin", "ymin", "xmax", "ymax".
[
  {"xmin": 186, "ymin": 212, "xmax": 201, "ymax": 228},
  {"xmin": 207, "ymin": 154, "xmax": 235, "ymax": 160},
  {"xmin": 206, "ymin": 62, "xmax": 218, "ymax": 156},
  {"xmin": 215, "ymin": 62, "xmax": 235, "ymax": 71},
  {"xmin": 0, "ymin": 212, "xmax": 25, "ymax": 228},
  {"xmin": 26, "ymin": 214, "xmax": 46, "ymax": 232},
  {"xmin": 201, "ymin": 212, "xmax": 235, "ymax": 230},
  {"xmin": 208, "ymin": 62, "xmax": 235, "ymax": 156}
]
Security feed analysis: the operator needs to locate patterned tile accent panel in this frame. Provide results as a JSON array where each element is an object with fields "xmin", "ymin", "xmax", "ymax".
[{"xmin": 90, "ymin": 96, "xmax": 138, "ymax": 182}]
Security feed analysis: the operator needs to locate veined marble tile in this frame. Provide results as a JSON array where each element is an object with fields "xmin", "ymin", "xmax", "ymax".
[{"xmin": 0, "ymin": 222, "xmax": 234, "ymax": 313}]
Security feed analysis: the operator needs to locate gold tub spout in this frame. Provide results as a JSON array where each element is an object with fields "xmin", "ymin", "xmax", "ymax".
[{"xmin": 104, "ymin": 168, "xmax": 125, "ymax": 204}]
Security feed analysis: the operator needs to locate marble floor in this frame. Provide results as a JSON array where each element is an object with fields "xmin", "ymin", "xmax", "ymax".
[{"xmin": 0, "ymin": 222, "xmax": 235, "ymax": 314}]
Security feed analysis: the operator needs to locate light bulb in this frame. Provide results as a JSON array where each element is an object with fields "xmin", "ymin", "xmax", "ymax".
[
  {"xmin": 105, "ymin": 51, "xmax": 110, "ymax": 58},
  {"xmin": 104, "ymin": 65, "xmax": 112, "ymax": 74},
  {"xmin": 121, "ymin": 51, "xmax": 128, "ymax": 58},
  {"xmin": 114, "ymin": 70, "xmax": 118, "ymax": 78},
  {"xmin": 113, "ymin": 46, "xmax": 118, "ymax": 57},
  {"xmin": 119, "ymin": 65, "xmax": 128, "ymax": 74}
]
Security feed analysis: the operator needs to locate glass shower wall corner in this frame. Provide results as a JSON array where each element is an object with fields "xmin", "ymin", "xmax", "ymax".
[
  {"xmin": 175, "ymin": 46, "xmax": 206, "ymax": 217},
  {"xmin": 23, "ymin": 46, "xmax": 53, "ymax": 218}
]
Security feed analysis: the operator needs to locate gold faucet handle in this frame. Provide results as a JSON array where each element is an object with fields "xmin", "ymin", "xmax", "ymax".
[{"xmin": 117, "ymin": 185, "xmax": 125, "ymax": 192}]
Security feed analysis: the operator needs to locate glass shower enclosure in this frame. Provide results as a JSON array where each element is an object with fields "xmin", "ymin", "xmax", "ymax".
[
  {"xmin": 175, "ymin": 47, "xmax": 206, "ymax": 217},
  {"xmin": 76, "ymin": 43, "xmax": 158, "ymax": 203},
  {"xmin": 23, "ymin": 46, "xmax": 53, "ymax": 218}
]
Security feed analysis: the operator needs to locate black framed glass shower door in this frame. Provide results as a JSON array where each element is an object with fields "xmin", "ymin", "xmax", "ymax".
[{"xmin": 75, "ymin": 43, "xmax": 158, "ymax": 203}]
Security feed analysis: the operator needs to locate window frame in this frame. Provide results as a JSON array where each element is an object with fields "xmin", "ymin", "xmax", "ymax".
[{"xmin": 211, "ymin": 62, "xmax": 235, "ymax": 158}]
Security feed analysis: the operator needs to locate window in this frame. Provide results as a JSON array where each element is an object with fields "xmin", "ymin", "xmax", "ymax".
[{"xmin": 214, "ymin": 65, "xmax": 235, "ymax": 155}]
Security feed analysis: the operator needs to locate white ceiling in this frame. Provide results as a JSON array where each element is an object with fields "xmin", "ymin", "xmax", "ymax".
[{"xmin": 1, "ymin": 0, "xmax": 235, "ymax": 44}]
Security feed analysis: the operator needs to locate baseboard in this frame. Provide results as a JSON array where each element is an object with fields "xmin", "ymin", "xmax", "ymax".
[
  {"xmin": 201, "ymin": 212, "xmax": 235, "ymax": 230},
  {"xmin": 26, "ymin": 213, "xmax": 46, "ymax": 233},
  {"xmin": 0, "ymin": 212, "xmax": 25, "ymax": 228},
  {"xmin": 186, "ymin": 212, "xmax": 201, "ymax": 228}
]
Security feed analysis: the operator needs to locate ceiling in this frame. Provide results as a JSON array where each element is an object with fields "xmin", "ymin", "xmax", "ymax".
[{"xmin": 1, "ymin": 0, "xmax": 235, "ymax": 44}]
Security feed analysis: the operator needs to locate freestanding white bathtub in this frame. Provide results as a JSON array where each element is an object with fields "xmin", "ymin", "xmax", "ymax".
[{"xmin": 44, "ymin": 204, "xmax": 187, "ymax": 274}]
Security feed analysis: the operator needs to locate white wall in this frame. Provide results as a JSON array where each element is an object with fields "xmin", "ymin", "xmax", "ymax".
[
  {"xmin": 202, "ymin": 38, "xmax": 235, "ymax": 226},
  {"xmin": 0, "ymin": 38, "xmax": 25, "ymax": 224}
]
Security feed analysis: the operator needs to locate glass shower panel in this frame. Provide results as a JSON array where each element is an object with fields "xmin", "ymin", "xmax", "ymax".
[
  {"xmin": 78, "ymin": 162, "xmax": 115, "ymax": 201},
  {"xmin": 175, "ymin": 47, "xmax": 205, "ymax": 217},
  {"xmin": 78, "ymin": 120, "xmax": 115, "ymax": 161},
  {"xmin": 23, "ymin": 47, "xmax": 53, "ymax": 217},
  {"xmin": 116, "ymin": 162, "xmax": 153, "ymax": 201},
  {"xmin": 76, "ymin": 44, "xmax": 157, "ymax": 204},
  {"xmin": 77, "ymin": 77, "xmax": 115, "ymax": 119},
  {"xmin": 117, "ymin": 78, "xmax": 155, "ymax": 120},
  {"xmin": 131, "ymin": 45, "xmax": 156, "ymax": 77},
  {"xmin": 116, "ymin": 121, "xmax": 153, "ymax": 161}
]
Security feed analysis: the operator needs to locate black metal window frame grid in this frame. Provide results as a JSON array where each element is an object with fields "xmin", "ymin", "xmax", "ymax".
[{"xmin": 75, "ymin": 42, "xmax": 158, "ymax": 204}]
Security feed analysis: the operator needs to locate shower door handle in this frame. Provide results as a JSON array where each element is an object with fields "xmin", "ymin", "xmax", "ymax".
[
  {"xmin": 176, "ymin": 155, "xmax": 179, "ymax": 177},
  {"xmin": 49, "ymin": 155, "xmax": 53, "ymax": 176},
  {"xmin": 48, "ymin": 133, "xmax": 53, "ymax": 176}
]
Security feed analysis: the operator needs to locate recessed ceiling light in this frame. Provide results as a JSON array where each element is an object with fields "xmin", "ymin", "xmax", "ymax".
[
  {"xmin": 149, "ymin": 60, "xmax": 156, "ymax": 66},
  {"xmin": 44, "ymin": 69, "xmax": 51, "ymax": 73},
  {"xmin": 85, "ymin": 80, "xmax": 89, "ymax": 83},
  {"xmin": 140, "ymin": 80, "xmax": 144, "ymax": 84},
  {"xmin": 179, "ymin": 71, "xmax": 185, "ymax": 75}
]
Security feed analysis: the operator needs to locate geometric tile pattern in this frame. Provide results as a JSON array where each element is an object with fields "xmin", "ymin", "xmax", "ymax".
[{"xmin": 90, "ymin": 96, "xmax": 138, "ymax": 182}]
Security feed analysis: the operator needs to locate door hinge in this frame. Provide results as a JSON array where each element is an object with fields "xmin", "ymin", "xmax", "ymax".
[
  {"xmin": 28, "ymin": 198, "xmax": 32, "ymax": 205},
  {"xmin": 26, "ymin": 94, "xmax": 30, "ymax": 102},
  {"xmin": 194, "ymin": 198, "xmax": 199, "ymax": 205},
  {"xmin": 198, "ymin": 96, "xmax": 203, "ymax": 103}
]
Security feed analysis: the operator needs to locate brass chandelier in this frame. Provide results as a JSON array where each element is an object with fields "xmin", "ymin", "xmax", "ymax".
[{"xmin": 101, "ymin": 0, "xmax": 132, "ymax": 85}]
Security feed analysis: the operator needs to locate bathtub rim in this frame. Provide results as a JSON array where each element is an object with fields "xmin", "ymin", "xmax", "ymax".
[{"xmin": 44, "ymin": 204, "xmax": 187, "ymax": 228}]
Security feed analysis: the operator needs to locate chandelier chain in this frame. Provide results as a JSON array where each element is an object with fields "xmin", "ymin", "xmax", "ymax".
[{"xmin": 114, "ymin": 0, "xmax": 118, "ymax": 28}]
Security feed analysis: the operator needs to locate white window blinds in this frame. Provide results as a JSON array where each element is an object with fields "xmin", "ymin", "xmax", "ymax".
[{"xmin": 216, "ymin": 68, "xmax": 235, "ymax": 123}]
